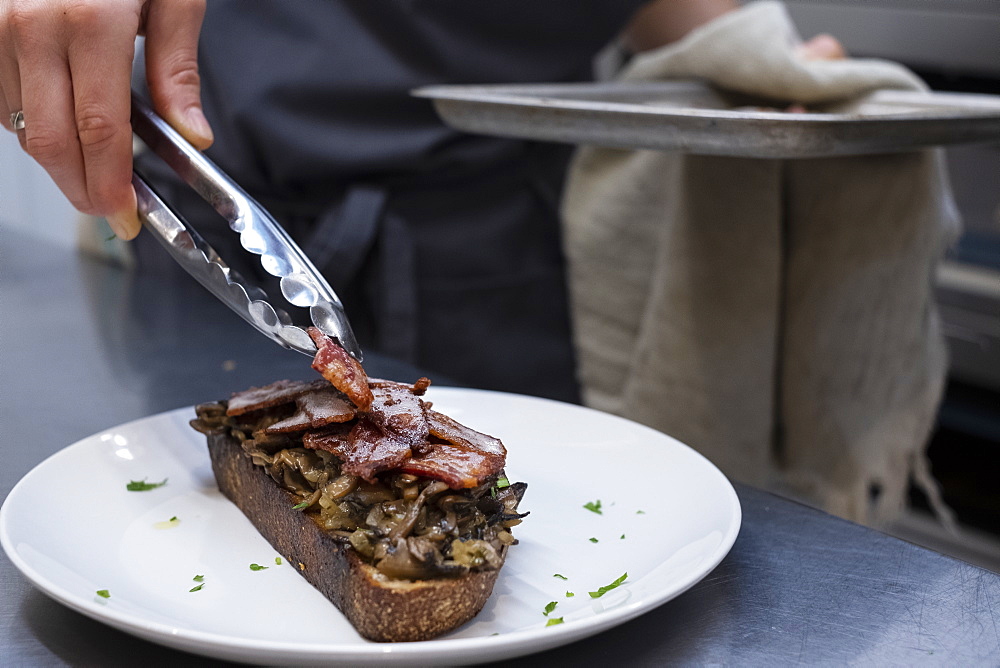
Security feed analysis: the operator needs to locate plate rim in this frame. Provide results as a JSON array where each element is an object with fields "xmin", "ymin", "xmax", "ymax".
[{"xmin": 1, "ymin": 388, "xmax": 741, "ymax": 665}]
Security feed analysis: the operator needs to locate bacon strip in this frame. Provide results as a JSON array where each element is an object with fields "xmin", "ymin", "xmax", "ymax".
[
  {"xmin": 398, "ymin": 411, "xmax": 506, "ymax": 488},
  {"xmin": 308, "ymin": 327, "xmax": 373, "ymax": 411},
  {"xmin": 369, "ymin": 377, "xmax": 432, "ymax": 396},
  {"xmin": 366, "ymin": 384, "xmax": 431, "ymax": 454},
  {"xmin": 226, "ymin": 379, "xmax": 327, "ymax": 416},
  {"xmin": 305, "ymin": 420, "xmax": 411, "ymax": 483},
  {"xmin": 283, "ymin": 331, "xmax": 507, "ymax": 488},
  {"xmin": 265, "ymin": 388, "xmax": 356, "ymax": 434},
  {"xmin": 427, "ymin": 411, "xmax": 506, "ymax": 459},
  {"xmin": 302, "ymin": 426, "xmax": 351, "ymax": 456},
  {"xmin": 401, "ymin": 443, "xmax": 503, "ymax": 489},
  {"xmin": 261, "ymin": 392, "xmax": 506, "ymax": 487}
]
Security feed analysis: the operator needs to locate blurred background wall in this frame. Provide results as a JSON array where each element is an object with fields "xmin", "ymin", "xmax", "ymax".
[{"xmin": 0, "ymin": 130, "xmax": 76, "ymax": 245}]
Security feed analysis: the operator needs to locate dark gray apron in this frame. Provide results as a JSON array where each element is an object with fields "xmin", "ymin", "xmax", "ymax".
[{"xmin": 136, "ymin": 0, "xmax": 647, "ymax": 402}]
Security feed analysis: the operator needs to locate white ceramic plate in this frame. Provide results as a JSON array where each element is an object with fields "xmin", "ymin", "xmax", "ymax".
[{"xmin": 1, "ymin": 388, "xmax": 740, "ymax": 666}]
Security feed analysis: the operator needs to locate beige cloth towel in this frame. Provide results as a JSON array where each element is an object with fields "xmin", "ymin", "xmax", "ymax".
[{"xmin": 562, "ymin": 1, "xmax": 961, "ymax": 526}]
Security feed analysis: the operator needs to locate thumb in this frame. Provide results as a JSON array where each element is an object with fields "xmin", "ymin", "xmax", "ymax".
[{"xmin": 143, "ymin": 0, "xmax": 212, "ymax": 149}]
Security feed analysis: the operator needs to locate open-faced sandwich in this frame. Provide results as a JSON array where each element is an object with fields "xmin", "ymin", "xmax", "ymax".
[{"xmin": 190, "ymin": 328, "xmax": 527, "ymax": 642}]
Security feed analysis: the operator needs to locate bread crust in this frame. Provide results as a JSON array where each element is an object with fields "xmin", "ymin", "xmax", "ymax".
[{"xmin": 206, "ymin": 430, "xmax": 504, "ymax": 642}]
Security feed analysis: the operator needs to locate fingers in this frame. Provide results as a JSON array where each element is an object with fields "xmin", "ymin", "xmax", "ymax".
[
  {"xmin": 1, "ymin": 0, "xmax": 142, "ymax": 239},
  {"xmin": 65, "ymin": 1, "xmax": 141, "ymax": 237},
  {"xmin": 144, "ymin": 0, "xmax": 212, "ymax": 149},
  {"xmin": 19, "ymin": 37, "xmax": 89, "ymax": 209},
  {"xmin": 7, "ymin": 3, "xmax": 92, "ymax": 218},
  {"xmin": 0, "ymin": 87, "xmax": 9, "ymax": 134},
  {"xmin": 0, "ymin": 6, "xmax": 23, "ymax": 138},
  {"xmin": 797, "ymin": 34, "xmax": 848, "ymax": 61}
]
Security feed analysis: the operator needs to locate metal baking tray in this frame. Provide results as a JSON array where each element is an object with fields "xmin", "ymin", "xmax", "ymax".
[{"xmin": 412, "ymin": 80, "xmax": 1000, "ymax": 159}]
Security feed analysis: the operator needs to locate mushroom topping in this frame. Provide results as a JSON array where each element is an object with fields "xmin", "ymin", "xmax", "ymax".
[{"xmin": 191, "ymin": 332, "xmax": 528, "ymax": 583}]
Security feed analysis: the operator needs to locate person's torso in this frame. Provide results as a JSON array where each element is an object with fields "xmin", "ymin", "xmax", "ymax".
[{"xmin": 198, "ymin": 0, "xmax": 647, "ymax": 200}]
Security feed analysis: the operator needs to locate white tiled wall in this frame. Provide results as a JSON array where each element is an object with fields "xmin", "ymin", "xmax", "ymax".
[{"xmin": 0, "ymin": 129, "xmax": 78, "ymax": 247}]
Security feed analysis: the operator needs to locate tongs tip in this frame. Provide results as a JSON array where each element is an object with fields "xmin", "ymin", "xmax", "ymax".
[{"xmin": 310, "ymin": 304, "xmax": 363, "ymax": 362}]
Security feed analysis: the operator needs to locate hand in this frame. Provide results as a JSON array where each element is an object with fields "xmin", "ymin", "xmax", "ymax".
[
  {"xmin": 625, "ymin": 2, "xmax": 847, "ymax": 63},
  {"xmin": 624, "ymin": 0, "xmax": 738, "ymax": 52},
  {"xmin": 0, "ymin": 0, "xmax": 212, "ymax": 239},
  {"xmin": 795, "ymin": 33, "xmax": 847, "ymax": 61}
]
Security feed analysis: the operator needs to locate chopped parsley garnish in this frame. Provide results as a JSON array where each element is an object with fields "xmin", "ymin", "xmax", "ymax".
[
  {"xmin": 636, "ymin": 510, "xmax": 646, "ymax": 515},
  {"xmin": 588, "ymin": 537, "xmax": 599, "ymax": 543},
  {"xmin": 620, "ymin": 534, "xmax": 626, "ymax": 540},
  {"xmin": 495, "ymin": 476, "xmax": 510, "ymax": 489},
  {"xmin": 193, "ymin": 575, "xmax": 205, "ymax": 582},
  {"xmin": 126, "ymin": 478, "xmax": 168, "ymax": 491},
  {"xmin": 249, "ymin": 563, "xmax": 268, "ymax": 571},
  {"xmin": 189, "ymin": 583, "xmax": 204, "ymax": 592},
  {"xmin": 95, "ymin": 589, "xmax": 110, "ymax": 598},
  {"xmin": 275, "ymin": 557, "xmax": 282, "ymax": 565},
  {"xmin": 153, "ymin": 515, "xmax": 181, "ymax": 529},
  {"xmin": 546, "ymin": 617, "xmax": 564, "ymax": 627},
  {"xmin": 292, "ymin": 501, "xmax": 310, "ymax": 510},
  {"xmin": 589, "ymin": 572, "xmax": 628, "ymax": 598},
  {"xmin": 583, "ymin": 500, "xmax": 603, "ymax": 515},
  {"xmin": 553, "ymin": 573, "xmax": 568, "ymax": 580},
  {"xmin": 566, "ymin": 591, "xmax": 575, "ymax": 598},
  {"xmin": 543, "ymin": 601, "xmax": 558, "ymax": 616}
]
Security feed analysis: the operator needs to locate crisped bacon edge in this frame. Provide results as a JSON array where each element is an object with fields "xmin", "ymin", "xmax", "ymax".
[{"xmin": 308, "ymin": 327, "xmax": 373, "ymax": 411}]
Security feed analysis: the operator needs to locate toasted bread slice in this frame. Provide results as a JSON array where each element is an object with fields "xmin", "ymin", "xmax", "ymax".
[{"xmin": 206, "ymin": 429, "xmax": 504, "ymax": 642}]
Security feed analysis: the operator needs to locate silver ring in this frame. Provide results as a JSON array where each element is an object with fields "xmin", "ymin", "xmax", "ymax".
[{"xmin": 10, "ymin": 110, "xmax": 24, "ymax": 131}]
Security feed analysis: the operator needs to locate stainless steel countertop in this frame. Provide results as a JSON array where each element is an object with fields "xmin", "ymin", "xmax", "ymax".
[{"xmin": 2, "ymin": 228, "xmax": 998, "ymax": 666}]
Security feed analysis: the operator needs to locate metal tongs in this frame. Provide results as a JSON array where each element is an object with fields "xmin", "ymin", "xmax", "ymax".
[{"xmin": 130, "ymin": 92, "xmax": 361, "ymax": 360}]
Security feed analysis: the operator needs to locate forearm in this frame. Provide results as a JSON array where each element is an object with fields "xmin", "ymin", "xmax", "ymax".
[{"xmin": 623, "ymin": 0, "xmax": 739, "ymax": 52}]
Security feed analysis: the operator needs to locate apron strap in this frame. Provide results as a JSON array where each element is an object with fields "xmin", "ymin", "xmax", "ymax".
[
  {"xmin": 301, "ymin": 183, "xmax": 418, "ymax": 363},
  {"xmin": 376, "ymin": 212, "xmax": 418, "ymax": 362},
  {"xmin": 302, "ymin": 184, "xmax": 387, "ymax": 288}
]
